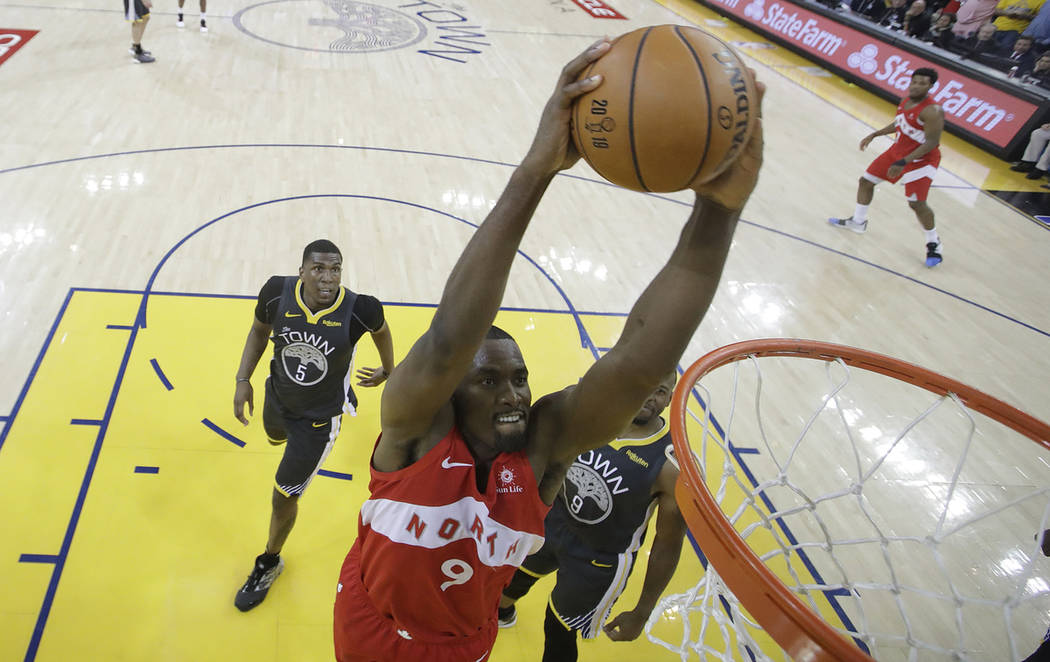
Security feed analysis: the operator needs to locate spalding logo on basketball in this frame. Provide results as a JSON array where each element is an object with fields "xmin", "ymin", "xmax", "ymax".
[{"xmin": 571, "ymin": 25, "xmax": 758, "ymax": 193}]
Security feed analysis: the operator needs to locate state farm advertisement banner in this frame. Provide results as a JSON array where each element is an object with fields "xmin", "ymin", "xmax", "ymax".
[
  {"xmin": 705, "ymin": 0, "xmax": 1038, "ymax": 148},
  {"xmin": 0, "ymin": 29, "xmax": 37, "ymax": 68}
]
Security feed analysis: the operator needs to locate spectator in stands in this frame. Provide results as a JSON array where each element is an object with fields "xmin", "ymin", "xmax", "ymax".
[
  {"xmin": 1021, "ymin": 50, "xmax": 1050, "ymax": 86},
  {"xmin": 904, "ymin": 0, "xmax": 934, "ymax": 35},
  {"xmin": 852, "ymin": 0, "xmax": 889, "ymax": 19},
  {"xmin": 1022, "ymin": 0, "xmax": 1050, "ymax": 46},
  {"xmin": 879, "ymin": 0, "xmax": 912, "ymax": 29},
  {"xmin": 985, "ymin": 34, "xmax": 1039, "ymax": 72},
  {"xmin": 923, "ymin": 11, "xmax": 959, "ymax": 46},
  {"xmin": 951, "ymin": 21, "xmax": 1003, "ymax": 56},
  {"xmin": 1008, "ymin": 122, "xmax": 1050, "ymax": 179},
  {"xmin": 991, "ymin": 0, "xmax": 1046, "ymax": 49},
  {"xmin": 953, "ymin": 0, "xmax": 1000, "ymax": 36}
]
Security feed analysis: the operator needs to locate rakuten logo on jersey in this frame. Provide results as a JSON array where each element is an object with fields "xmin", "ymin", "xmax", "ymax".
[
  {"xmin": 847, "ymin": 44, "xmax": 1009, "ymax": 131},
  {"xmin": 742, "ymin": 1, "xmax": 844, "ymax": 56},
  {"xmin": 570, "ymin": 0, "xmax": 626, "ymax": 19}
]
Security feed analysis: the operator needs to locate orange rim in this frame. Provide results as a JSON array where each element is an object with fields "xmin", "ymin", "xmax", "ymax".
[{"xmin": 670, "ymin": 338, "xmax": 1050, "ymax": 661}]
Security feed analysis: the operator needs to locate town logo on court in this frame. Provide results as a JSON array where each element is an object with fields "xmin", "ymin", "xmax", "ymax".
[{"xmin": 232, "ymin": 0, "xmax": 489, "ymax": 63}]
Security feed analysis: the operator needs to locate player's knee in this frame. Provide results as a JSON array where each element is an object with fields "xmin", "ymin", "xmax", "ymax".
[
  {"xmin": 272, "ymin": 488, "xmax": 298, "ymax": 508},
  {"xmin": 908, "ymin": 200, "xmax": 928, "ymax": 211},
  {"xmin": 503, "ymin": 568, "xmax": 540, "ymax": 600}
]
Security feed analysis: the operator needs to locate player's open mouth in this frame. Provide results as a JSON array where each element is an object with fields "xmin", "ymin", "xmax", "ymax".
[{"xmin": 495, "ymin": 411, "xmax": 526, "ymax": 426}]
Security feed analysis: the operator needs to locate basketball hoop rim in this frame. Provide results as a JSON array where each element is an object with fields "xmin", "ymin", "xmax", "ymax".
[{"xmin": 670, "ymin": 338, "xmax": 1050, "ymax": 662}]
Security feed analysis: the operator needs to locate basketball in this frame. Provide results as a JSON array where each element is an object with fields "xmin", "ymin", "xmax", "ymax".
[{"xmin": 571, "ymin": 25, "xmax": 758, "ymax": 193}]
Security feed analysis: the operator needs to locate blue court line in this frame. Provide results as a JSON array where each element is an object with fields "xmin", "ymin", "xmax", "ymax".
[
  {"xmin": 683, "ymin": 384, "xmax": 870, "ymax": 654},
  {"xmin": 201, "ymin": 419, "xmax": 246, "ymax": 448},
  {"xmin": 69, "ymin": 419, "xmax": 102, "ymax": 426},
  {"xmin": 132, "ymin": 194, "xmax": 600, "ymax": 357},
  {"xmin": 684, "ymin": 531, "xmax": 760, "ymax": 661},
  {"xmin": 134, "ymin": 466, "xmax": 159, "ymax": 474},
  {"xmin": 67, "ymin": 285, "xmax": 634, "ymax": 320},
  {"xmin": 149, "ymin": 359, "xmax": 174, "ymax": 391},
  {"xmin": 0, "ymin": 289, "xmax": 73, "ymax": 455},
  {"xmin": 23, "ymin": 291, "xmax": 151, "ymax": 661},
  {"xmin": 105, "ymin": 324, "xmax": 133, "ymax": 330},
  {"xmin": 0, "ymin": 416, "xmax": 8, "ymax": 422},
  {"xmin": 2, "ymin": 141, "xmax": 1046, "ymax": 346},
  {"xmin": 747, "ymin": 222, "xmax": 1050, "ymax": 339},
  {"xmin": 318, "ymin": 469, "xmax": 353, "ymax": 481},
  {"xmin": 19, "ymin": 555, "xmax": 59, "ymax": 564}
]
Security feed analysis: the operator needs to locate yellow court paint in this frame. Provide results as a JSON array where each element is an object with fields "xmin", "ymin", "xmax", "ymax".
[{"xmin": 3, "ymin": 290, "xmax": 719, "ymax": 661}]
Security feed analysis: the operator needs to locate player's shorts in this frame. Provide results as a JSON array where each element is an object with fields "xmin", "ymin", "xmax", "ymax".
[
  {"xmin": 333, "ymin": 542, "xmax": 496, "ymax": 662},
  {"xmin": 263, "ymin": 377, "xmax": 341, "ymax": 497},
  {"xmin": 510, "ymin": 525, "xmax": 637, "ymax": 640},
  {"xmin": 863, "ymin": 147, "xmax": 941, "ymax": 202},
  {"xmin": 123, "ymin": 0, "xmax": 150, "ymax": 21}
]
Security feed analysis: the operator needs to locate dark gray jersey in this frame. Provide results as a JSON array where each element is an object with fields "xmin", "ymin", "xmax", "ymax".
[
  {"xmin": 548, "ymin": 421, "xmax": 672, "ymax": 555},
  {"xmin": 255, "ymin": 276, "xmax": 384, "ymax": 419}
]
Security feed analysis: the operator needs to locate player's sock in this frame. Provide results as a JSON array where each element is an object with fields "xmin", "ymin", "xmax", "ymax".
[
  {"xmin": 132, "ymin": 42, "xmax": 143, "ymax": 54},
  {"xmin": 258, "ymin": 552, "xmax": 280, "ymax": 569},
  {"xmin": 853, "ymin": 203, "xmax": 870, "ymax": 224},
  {"xmin": 924, "ymin": 228, "xmax": 939, "ymax": 244}
]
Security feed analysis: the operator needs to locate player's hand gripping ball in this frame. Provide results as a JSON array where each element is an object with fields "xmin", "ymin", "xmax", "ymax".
[{"xmin": 571, "ymin": 25, "xmax": 758, "ymax": 192}]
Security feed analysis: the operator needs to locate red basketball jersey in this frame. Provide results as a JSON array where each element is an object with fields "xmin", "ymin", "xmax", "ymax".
[
  {"xmin": 350, "ymin": 427, "xmax": 549, "ymax": 640},
  {"xmin": 893, "ymin": 95, "xmax": 940, "ymax": 156}
]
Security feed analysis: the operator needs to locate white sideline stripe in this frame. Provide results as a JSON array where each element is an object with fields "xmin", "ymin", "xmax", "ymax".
[{"xmin": 360, "ymin": 496, "xmax": 545, "ymax": 567}]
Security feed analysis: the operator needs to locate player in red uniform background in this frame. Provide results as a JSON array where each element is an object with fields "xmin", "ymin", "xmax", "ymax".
[
  {"xmin": 829, "ymin": 67, "xmax": 945, "ymax": 267},
  {"xmin": 332, "ymin": 40, "xmax": 767, "ymax": 662}
]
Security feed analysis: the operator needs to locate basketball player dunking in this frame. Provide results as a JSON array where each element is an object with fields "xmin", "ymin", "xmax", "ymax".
[
  {"xmin": 829, "ymin": 67, "xmax": 945, "ymax": 267},
  {"xmin": 332, "ymin": 40, "xmax": 766, "ymax": 662}
]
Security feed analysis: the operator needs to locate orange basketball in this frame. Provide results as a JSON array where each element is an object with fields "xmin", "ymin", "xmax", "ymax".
[{"xmin": 571, "ymin": 25, "xmax": 758, "ymax": 193}]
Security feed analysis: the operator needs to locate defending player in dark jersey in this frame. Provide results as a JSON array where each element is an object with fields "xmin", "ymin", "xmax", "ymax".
[
  {"xmin": 332, "ymin": 39, "xmax": 765, "ymax": 662},
  {"xmin": 828, "ymin": 67, "xmax": 946, "ymax": 267},
  {"xmin": 231, "ymin": 239, "xmax": 395, "ymax": 612},
  {"xmin": 497, "ymin": 374, "xmax": 687, "ymax": 661}
]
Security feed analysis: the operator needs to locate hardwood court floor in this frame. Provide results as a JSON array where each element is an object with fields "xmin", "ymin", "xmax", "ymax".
[{"xmin": 1, "ymin": 0, "xmax": 1048, "ymax": 660}]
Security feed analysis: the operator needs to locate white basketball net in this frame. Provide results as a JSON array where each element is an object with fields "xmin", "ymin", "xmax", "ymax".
[{"xmin": 646, "ymin": 352, "xmax": 1050, "ymax": 661}]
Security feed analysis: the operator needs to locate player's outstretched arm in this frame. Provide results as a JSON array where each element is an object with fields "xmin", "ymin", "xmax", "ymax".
[
  {"xmin": 356, "ymin": 321, "xmax": 395, "ymax": 387},
  {"xmin": 860, "ymin": 121, "xmax": 896, "ymax": 150},
  {"xmin": 234, "ymin": 317, "xmax": 272, "ymax": 425},
  {"xmin": 603, "ymin": 462, "xmax": 686, "ymax": 641},
  {"xmin": 539, "ymin": 80, "xmax": 765, "ymax": 466},
  {"xmin": 374, "ymin": 40, "xmax": 611, "ymax": 470}
]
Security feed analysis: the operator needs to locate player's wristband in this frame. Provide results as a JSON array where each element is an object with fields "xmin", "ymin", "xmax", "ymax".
[
  {"xmin": 893, "ymin": 159, "xmax": 907, "ymax": 167},
  {"xmin": 236, "ymin": 378, "xmax": 251, "ymax": 384}
]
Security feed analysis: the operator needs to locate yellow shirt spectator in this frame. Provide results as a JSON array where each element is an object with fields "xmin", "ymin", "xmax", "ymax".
[{"xmin": 994, "ymin": 0, "xmax": 1046, "ymax": 33}]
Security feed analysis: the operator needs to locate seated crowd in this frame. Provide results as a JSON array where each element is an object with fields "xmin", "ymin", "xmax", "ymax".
[{"xmin": 839, "ymin": 0, "xmax": 1050, "ymax": 87}]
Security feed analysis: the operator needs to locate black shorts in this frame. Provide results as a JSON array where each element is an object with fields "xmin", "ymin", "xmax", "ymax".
[
  {"xmin": 123, "ymin": 0, "xmax": 149, "ymax": 21},
  {"xmin": 518, "ymin": 524, "xmax": 638, "ymax": 639},
  {"xmin": 263, "ymin": 377, "xmax": 341, "ymax": 497}
]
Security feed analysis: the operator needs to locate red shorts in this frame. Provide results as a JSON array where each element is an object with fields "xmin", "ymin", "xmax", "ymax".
[
  {"xmin": 864, "ymin": 146, "xmax": 941, "ymax": 202},
  {"xmin": 333, "ymin": 542, "xmax": 497, "ymax": 662}
]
